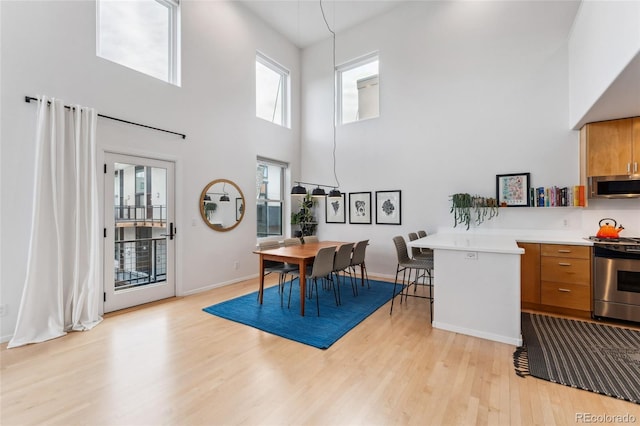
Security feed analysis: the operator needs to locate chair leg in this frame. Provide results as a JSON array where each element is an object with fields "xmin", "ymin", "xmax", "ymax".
[
  {"xmin": 390, "ymin": 264, "xmax": 404, "ymax": 315},
  {"xmin": 330, "ymin": 274, "xmax": 340, "ymax": 307},
  {"xmin": 287, "ymin": 276, "xmax": 298, "ymax": 309},
  {"xmin": 314, "ymin": 277, "xmax": 320, "ymax": 316},
  {"xmin": 349, "ymin": 270, "xmax": 357, "ymax": 296},
  {"xmin": 361, "ymin": 262, "xmax": 370, "ymax": 288}
]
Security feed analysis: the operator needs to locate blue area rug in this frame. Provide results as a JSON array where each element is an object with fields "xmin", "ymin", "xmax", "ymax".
[{"xmin": 203, "ymin": 279, "xmax": 395, "ymax": 349}]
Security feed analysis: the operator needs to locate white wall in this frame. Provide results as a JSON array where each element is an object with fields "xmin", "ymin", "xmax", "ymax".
[
  {"xmin": 0, "ymin": 0, "xmax": 301, "ymax": 341},
  {"xmin": 302, "ymin": 1, "xmax": 640, "ymax": 277},
  {"xmin": 568, "ymin": 0, "xmax": 640, "ymax": 129}
]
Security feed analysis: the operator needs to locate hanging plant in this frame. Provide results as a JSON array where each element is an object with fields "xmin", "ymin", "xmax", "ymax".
[
  {"xmin": 450, "ymin": 194, "xmax": 499, "ymax": 230},
  {"xmin": 204, "ymin": 202, "xmax": 217, "ymax": 213},
  {"xmin": 450, "ymin": 193, "xmax": 473, "ymax": 230}
]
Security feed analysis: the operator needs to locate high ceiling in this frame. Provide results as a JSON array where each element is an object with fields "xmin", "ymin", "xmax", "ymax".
[
  {"xmin": 238, "ymin": 0, "xmax": 407, "ymax": 48},
  {"xmin": 238, "ymin": 0, "xmax": 639, "ymax": 126}
]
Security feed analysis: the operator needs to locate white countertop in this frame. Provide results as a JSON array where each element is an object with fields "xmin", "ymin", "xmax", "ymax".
[{"xmin": 407, "ymin": 229, "xmax": 593, "ymax": 254}]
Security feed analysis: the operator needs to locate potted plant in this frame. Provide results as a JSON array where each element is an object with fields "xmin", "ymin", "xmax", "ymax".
[
  {"xmin": 291, "ymin": 193, "xmax": 317, "ymax": 238},
  {"xmin": 204, "ymin": 201, "xmax": 217, "ymax": 221}
]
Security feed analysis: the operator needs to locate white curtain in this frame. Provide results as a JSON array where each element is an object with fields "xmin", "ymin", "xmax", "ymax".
[{"xmin": 8, "ymin": 96, "xmax": 102, "ymax": 348}]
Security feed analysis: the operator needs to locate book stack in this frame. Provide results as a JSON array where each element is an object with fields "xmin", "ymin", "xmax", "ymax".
[{"xmin": 529, "ymin": 185, "xmax": 585, "ymax": 207}]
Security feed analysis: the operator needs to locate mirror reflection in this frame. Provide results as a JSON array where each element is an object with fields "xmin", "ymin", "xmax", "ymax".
[{"xmin": 200, "ymin": 179, "xmax": 245, "ymax": 232}]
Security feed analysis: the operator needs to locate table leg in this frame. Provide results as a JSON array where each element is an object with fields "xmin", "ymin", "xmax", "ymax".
[
  {"xmin": 258, "ymin": 255, "xmax": 265, "ymax": 304},
  {"xmin": 299, "ymin": 258, "xmax": 307, "ymax": 316}
]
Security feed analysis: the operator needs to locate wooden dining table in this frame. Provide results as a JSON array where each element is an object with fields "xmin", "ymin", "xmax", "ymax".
[{"xmin": 253, "ymin": 241, "xmax": 351, "ymax": 316}]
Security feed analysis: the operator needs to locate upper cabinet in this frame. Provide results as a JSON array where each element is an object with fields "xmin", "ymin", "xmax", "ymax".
[{"xmin": 584, "ymin": 117, "xmax": 640, "ymax": 176}]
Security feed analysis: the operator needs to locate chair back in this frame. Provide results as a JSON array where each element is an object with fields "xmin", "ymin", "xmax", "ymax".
[
  {"xmin": 258, "ymin": 241, "xmax": 283, "ymax": 268},
  {"xmin": 284, "ymin": 238, "xmax": 302, "ymax": 246},
  {"xmin": 417, "ymin": 230, "xmax": 427, "ymax": 238},
  {"xmin": 392, "ymin": 236, "xmax": 412, "ymax": 264},
  {"xmin": 303, "ymin": 235, "xmax": 319, "ymax": 244},
  {"xmin": 333, "ymin": 243, "xmax": 354, "ymax": 272},
  {"xmin": 350, "ymin": 240, "xmax": 369, "ymax": 266},
  {"xmin": 258, "ymin": 241, "xmax": 281, "ymax": 250},
  {"xmin": 408, "ymin": 232, "xmax": 421, "ymax": 258},
  {"xmin": 310, "ymin": 246, "xmax": 337, "ymax": 279}
]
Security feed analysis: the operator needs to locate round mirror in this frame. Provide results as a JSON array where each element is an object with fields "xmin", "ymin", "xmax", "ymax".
[{"xmin": 199, "ymin": 179, "xmax": 245, "ymax": 232}]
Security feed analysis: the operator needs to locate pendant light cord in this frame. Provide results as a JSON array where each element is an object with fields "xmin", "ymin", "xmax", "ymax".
[{"xmin": 320, "ymin": 0, "xmax": 340, "ymax": 190}]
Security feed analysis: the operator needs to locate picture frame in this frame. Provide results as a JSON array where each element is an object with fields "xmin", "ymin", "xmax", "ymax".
[
  {"xmin": 236, "ymin": 197, "xmax": 244, "ymax": 221},
  {"xmin": 375, "ymin": 190, "xmax": 402, "ymax": 225},
  {"xmin": 325, "ymin": 193, "xmax": 346, "ymax": 223},
  {"xmin": 348, "ymin": 192, "xmax": 372, "ymax": 224},
  {"xmin": 496, "ymin": 173, "xmax": 531, "ymax": 207}
]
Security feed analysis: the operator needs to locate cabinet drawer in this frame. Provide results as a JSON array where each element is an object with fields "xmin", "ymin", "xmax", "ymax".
[
  {"xmin": 540, "ymin": 257, "xmax": 590, "ymax": 284},
  {"xmin": 541, "ymin": 281, "xmax": 591, "ymax": 311},
  {"xmin": 541, "ymin": 244, "xmax": 590, "ymax": 259}
]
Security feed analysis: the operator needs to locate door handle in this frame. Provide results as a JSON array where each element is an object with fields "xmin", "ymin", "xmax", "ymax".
[{"xmin": 161, "ymin": 223, "xmax": 176, "ymax": 240}]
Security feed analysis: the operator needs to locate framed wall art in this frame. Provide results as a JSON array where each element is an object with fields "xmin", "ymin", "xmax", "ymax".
[
  {"xmin": 348, "ymin": 192, "xmax": 372, "ymax": 224},
  {"xmin": 375, "ymin": 190, "xmax": 401, "ymax": 225},
  {"xmin": 325, "ymin": 193, "xmax": 346, "ymax": 223},
  {"xmin": 496, "ymin": 173, "xmax": 530, "ymax": 207}
]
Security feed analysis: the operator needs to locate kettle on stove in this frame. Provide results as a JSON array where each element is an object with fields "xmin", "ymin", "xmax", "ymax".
[{"xmin": 596, "ymin": 218, "xmax": 624, "ymax": 239}]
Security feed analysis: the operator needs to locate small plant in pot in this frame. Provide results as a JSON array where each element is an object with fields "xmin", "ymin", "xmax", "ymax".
[
  {"xmin": 291, "ymin": 193, "xmax": 317, "ymax": 239},
  {"xmin": 204, "ymin": 201, "xmax": 217, "ymax": 221}
]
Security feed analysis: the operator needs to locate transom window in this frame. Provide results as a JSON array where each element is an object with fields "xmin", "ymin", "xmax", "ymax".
[
  {"xmin": 256, "ymin": 158, "xmax": 286, "ymax": 238},
  {"xmin": 97, "ymin": 0, "xmax": 180, "ymax": 85},
  {"xmin": 337, "ymin": 53, "xmax": 379, "ymax": 125},
  {"xmin": 256, "ymin": 52, "xmax": 290, "ymax": 128}
]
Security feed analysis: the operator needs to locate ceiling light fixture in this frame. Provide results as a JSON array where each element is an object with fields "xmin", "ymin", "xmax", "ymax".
[{"xmin": 290, "ymin": 0, "xmax": 341, "ymax": 199}]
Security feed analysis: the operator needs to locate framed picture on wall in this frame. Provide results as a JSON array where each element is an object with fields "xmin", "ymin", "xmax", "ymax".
[
  {"xmin": 496, "ymin": 173, "xmax": 530, "ymax": 207},
  {"xmin": 348, "ymin": 192, "xmax": 372, "ymax": 224},
  {"xmin": 325, "ymin": 193, "xmax": 346, "ymax": 223},
  {"xmin": 375, "ymin": 190, "xmax": 401, "ymax": 225}
]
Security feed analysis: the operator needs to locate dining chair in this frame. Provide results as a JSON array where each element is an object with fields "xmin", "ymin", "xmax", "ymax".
[
  {"xmin": 303, "ymin": 235, "xmax": 319, "ymax": 244},
  {"xmin": 257, "ymin": 241, "xmax": 299, "ymax": 305},
  {"xmin": 408, "ymin": 232, "xmax": 434, "ymax": 285},
  {"xmin": 332, "ymin": 242, "xmax": 355, "ymax": 300},
  {"xmin": 415, "ymin": 230, "xmax": 434, "ymax": 257},
  {"xmin": 284, "ymin": 237, "xmax": 302, "ymax": 246},
  {"xmin": 390, "ymin": 236, "xmax": 435, "ymax": 323},
  {"xmin": 346, "ymin": 239, "xmax": 370, "ymax": 289},
  {"xmin": 287, "ymin": 245, "xmax": 339, "ymax": 316}
]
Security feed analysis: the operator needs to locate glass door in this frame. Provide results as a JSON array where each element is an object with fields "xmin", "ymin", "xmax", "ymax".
[{"xmin": 103, "ymin": 153, "xmax": 176, "ymax": 313}]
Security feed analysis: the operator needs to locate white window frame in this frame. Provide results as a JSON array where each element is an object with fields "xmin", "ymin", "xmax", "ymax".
[
  {"xmin": 256, "ymin": 157, "xmax": 288, "ymax": 241},
  {"xmin": 96, "ymin": 0, "xmax": 181, "ymax": 86},
  {"xmin": 336, "ymin": 51, "xmax": 379, "ymax": 125},
  {"xmin": 256, "ymin": 51, "xmax": 291, "ymax": 128}
]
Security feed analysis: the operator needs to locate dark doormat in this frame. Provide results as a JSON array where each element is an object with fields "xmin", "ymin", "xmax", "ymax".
[{"xmin": 514, "ymin": 312, "xmax": 640, "ymax": 404}]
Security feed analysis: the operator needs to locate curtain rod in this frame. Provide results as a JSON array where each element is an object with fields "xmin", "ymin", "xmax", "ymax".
[{"xmin": 25, "ymin": 96, "xmax": 186, "ymax": 139}]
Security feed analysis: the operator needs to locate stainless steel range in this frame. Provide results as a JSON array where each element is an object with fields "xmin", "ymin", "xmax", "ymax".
[{"xmin": 588, "ymin": 236, "xmax": 640, "ymax": 323}]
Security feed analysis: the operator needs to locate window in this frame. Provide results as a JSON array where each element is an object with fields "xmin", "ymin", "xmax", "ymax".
[
  {"xmin": 256, "ymin": 52, "xmax": 290, "ymax": 128},
  {"xmin": 97, "ymin": 0, "xmax": 180, "ymax": 85},
  {"xmin": 256, "ymin": 158, "xmax": 286, "ymax": 238},
  {"xmin": 337, "ymin": 53, "xmax": 379, "ymax": 125}
]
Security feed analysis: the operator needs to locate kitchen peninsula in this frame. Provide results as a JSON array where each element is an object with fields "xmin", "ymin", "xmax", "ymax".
[
  {"xmin": 407, "ymin": 231, "xmax": 593, "ymax": 346},
  {"xmin": 409, "ymin": 233, "xmax": 524, "ymax": 345}
]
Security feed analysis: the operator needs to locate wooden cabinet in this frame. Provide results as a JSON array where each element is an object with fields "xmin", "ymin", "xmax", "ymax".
[
  {"xmin": 518, "ymin": 243, "xmax": 540, "ymax": 306},
  {"xmin": 540, "ymin": 244, "xmax": 591, "ymax": 313},
  {"xmin": 519, "ymin": 243, "xmax": 592, "ymax": 317},
  {"xmin": 585, "ymin": 117, "xmax": 640, "ymax": 177}
]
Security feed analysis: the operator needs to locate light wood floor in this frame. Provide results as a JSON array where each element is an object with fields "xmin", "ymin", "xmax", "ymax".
[{"xmin": 2, "ymin": 275, "xmax": 639, "ymax": 426}]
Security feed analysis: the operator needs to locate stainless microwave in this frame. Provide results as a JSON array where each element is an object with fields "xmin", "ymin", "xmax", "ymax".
[{"xmin": 589, "ymin": 175, "xmax": 640, "ymax": 199}]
